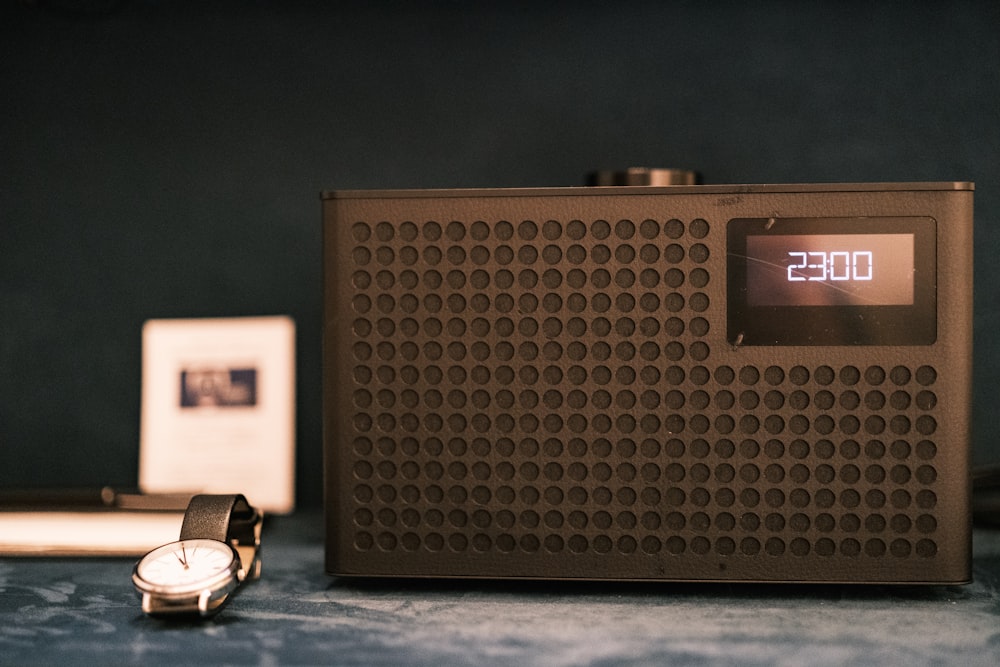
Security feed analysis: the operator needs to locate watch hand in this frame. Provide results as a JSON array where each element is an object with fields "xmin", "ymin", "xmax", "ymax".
[{"xmin": 175, "ymin": 544, "xmax": 189, "ymax": 568}]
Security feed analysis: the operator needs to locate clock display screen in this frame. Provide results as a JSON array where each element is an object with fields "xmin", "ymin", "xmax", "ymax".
[
  {"xmin": 727, "ymin": 217, "xmax": 936, "ymax": 346},
  {"xmin": 746, "ymin": 233, "xmax": 914, "ymax": 307}
]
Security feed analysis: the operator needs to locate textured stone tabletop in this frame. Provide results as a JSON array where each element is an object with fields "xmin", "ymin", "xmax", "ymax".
[{"xmin": 3, "ymin": 513, "xmax": 1000, "ymax": 666}]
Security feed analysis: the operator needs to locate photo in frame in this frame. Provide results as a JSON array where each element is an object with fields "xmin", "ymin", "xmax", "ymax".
[{"xmin": 139, "ymin": 316, "xmax": 295, "ymax": 513}]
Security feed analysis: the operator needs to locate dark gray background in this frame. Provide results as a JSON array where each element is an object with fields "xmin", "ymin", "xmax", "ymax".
[{"xmin": 2, "ymin": 0, "xmax": 997, "ymax": 509}]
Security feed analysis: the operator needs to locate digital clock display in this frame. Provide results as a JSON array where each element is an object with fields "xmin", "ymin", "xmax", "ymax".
[
  {"xmin": 746, "ymin": 233, "xmax": 914, "ymax": 307},
  {"xmin": 727, "ymin": 217, "xmax": 936, "ymax": 346}
]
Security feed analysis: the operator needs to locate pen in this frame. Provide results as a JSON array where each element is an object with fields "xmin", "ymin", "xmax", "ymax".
[{"xmin": 0, "ymin": 486, "xmax": 194, "ymax": 512}]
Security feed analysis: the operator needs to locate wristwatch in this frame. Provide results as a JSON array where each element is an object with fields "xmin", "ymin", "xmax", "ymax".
[{"xmin": 132, "ymin": 494, "xmax": 262, "ymax": 618}]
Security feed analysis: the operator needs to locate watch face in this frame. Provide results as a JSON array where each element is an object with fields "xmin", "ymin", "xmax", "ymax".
[{"xmin": 133, "ymin": 538, "xmax": 240, "ymax": 597}]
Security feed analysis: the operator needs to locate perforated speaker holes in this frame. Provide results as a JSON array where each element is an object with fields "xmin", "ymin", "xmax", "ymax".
[{"xmin": 346, "ymin": 217, "xmax": 940, "ymax": 561}]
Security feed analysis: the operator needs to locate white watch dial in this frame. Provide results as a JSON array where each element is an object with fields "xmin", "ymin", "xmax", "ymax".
[{"xmin": 135, "ymin": 539, "xmax": 239, "ymax": 593}]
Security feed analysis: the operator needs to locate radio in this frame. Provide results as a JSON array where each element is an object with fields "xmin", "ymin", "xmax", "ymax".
[{"xmin": 322, "ymin": 176, "xmax": 973, "ymax": 584}]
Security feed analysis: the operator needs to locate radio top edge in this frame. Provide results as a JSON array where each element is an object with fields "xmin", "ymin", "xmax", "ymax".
[{"xmin": 321, "ymin": 169, "xmax": 973, "ymax": 200}]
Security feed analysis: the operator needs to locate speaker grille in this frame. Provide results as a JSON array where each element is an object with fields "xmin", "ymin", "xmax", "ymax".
[{"xmin": 340, "ymin": 215, "xmax": 944, "ymax": 576}]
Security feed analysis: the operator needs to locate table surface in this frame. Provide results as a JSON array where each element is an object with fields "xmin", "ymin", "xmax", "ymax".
[{"xmin": 3, "ymin": 513, "xmax": 1000, "ymax": 666}]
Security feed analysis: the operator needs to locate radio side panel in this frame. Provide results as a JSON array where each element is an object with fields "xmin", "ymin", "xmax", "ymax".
[{"xmin": 323, "ymin": 185, "xmax": 972, "ymax": 583}]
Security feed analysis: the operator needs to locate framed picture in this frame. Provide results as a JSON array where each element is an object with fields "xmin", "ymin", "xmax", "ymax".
[{"xmin": 139, "ymin": 316, "xmax": 295, "ymax": 513}]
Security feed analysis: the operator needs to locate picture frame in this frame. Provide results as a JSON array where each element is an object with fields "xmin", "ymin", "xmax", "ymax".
[{"xmin": 139, "ymin": 316, "xmax": 296, "ymax": 513}]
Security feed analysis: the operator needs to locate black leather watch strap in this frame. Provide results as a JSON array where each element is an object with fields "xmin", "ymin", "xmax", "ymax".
[
  {"xmin": 179, "ymin": 494, "xmax": 261, "ymax": 580},
  {"xmin": 179, "ymin": 494, "xmax": 258, "ymax": 545}
]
